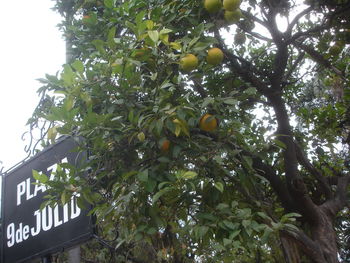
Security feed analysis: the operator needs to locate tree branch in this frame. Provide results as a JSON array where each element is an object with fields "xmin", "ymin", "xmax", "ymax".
[
  {"xmin": 286, "ymin": 6, "xmax": 314, "ymax": 37},
  {"xmin": 267, "ymin": 95, "xmax": 320, "ymax": 223},
  {"xmin": 241, "ymin": 10, "xmax": 268, "ymax": 28},
  {"xmin": 294, "ymin": 142, "xmax": 333, "ymax": 200},
  {"xmin": 292, "ymin": 40, "xmax": 344, "ymax": 78},
  {"xmin": 264, "ymin": 6, "xmax": 289, "ymax": 89},
  {"xmin": 321, "ymin": 175, "xmax": 350, "ymax": 216},
  {"xmin": 287, "ymin": 24, "xmax": 330, "ymax": 45},
  {"xmin": 213, "ymin": 28, "xmax": 270, "ymax": 94},
  {"xmin": 280, "ymin": 229, "xmax": 325, "ymax": 263},
  {"xmin": 252, "ymin": 157, "xmax": 296, "ymax": 212},
  {"xmin": 282, "ymin": 51, "xmax": 305, "ymax": 84}
]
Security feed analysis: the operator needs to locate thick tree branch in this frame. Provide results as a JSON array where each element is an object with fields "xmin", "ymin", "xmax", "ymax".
[
  {"xmin": 294, "ymin": 142, "xmax": 333, "ymax": 200},
  {"xmin": 267, "ymin": 95, "xmax": 320, "ymax": 223},
  {"xmin": 287, "ymin": 24, "xmax": 330, "ymax": 45},
  {"xmin": 282, "ymin": 51, "xmax": 305, "ymax": 84},
  {"xmin": 321, "ymin": 175, "xmax": 350, "ymax": 216},
  {"xmin": 286, "ymin": 6, "xmax": 314, "ymax": 36},
  {"xmin": 252, "ymin": 157, "xmax": 296, "ymax": 211},
  {"xmin": 264, "ymin": 6, "xmax": 289, "ymax": 89},
  {"xmin": 280, "ymin": 229, "xmax": 326, "ymax": 263},
  {"xmin": 292, "ymin": 40, "xmax": 344, "ymax": 78}
]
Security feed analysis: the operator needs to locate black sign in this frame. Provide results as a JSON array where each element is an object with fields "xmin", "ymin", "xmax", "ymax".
[{"xmin": 1, "ymin": 137, "xmax": 93, "ymax": 263}]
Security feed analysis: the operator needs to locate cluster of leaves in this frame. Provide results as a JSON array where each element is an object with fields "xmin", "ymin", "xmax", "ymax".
[{"xmin": 29, "ymin": 0, "xmax": 350, "ymax": 262}]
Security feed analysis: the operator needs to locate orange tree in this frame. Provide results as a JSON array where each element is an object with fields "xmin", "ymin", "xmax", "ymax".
[{"xmin": 30, "ymin": 0, "xmax": 350, "ymax": 262}]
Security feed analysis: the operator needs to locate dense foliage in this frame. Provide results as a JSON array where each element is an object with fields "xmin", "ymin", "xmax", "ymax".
[{"xmin": 29, "ymin": 0, "xmax": 350, "ymax": 262}]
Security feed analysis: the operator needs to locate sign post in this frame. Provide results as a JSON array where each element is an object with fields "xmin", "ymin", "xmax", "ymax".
[
  {"xmin": 1, "ymin": 137, "xmax": 93, "ymax": 263},
  {"xmin": 42, "ymin": 256, "xmax": 52, "ymax": 263}
]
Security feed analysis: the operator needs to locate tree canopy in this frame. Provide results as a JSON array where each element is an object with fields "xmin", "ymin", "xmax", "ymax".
[{"xmin": 29, "ymin": 0, "xmax": 350, "ymax": 262}]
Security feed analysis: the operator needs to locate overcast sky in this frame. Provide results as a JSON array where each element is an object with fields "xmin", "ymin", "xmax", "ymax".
[{"xmin": 0, "ymin": 1, "xmax": 65, "ymax": 171}]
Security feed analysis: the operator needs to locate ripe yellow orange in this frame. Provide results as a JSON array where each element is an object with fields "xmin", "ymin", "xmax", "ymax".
[
  {"xmin": 224, "ymin": 9, "xmax": 242, "ymax": 24},
  {"xmin": 199, "ymin": 114, "xmax": 218, "ymax": 132},
  {"xmin": 206, "ymin": 48, "xmax": 224, "ymax": 66},
  {"xmin": 204, "ymin": 0, "xmax": 222, "ymax": 13},
  {"xmin": 161, "ymin": 139, "xmax": 170, "ymax": 152},
  {"xmin": 223, "ymin": 0, "xmax": 241, "ymax": 11},
  {"xmin": 180, "ymin": 54, "xmax": 198, "ymax": 72}
]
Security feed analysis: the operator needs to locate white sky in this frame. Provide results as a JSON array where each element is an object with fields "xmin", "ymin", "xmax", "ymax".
[{"xmin": 0, "ymin": 0, "xmax": 65, "ymax": 171}]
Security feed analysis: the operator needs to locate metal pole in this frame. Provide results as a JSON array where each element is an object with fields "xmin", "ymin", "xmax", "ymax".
[
  {"xmin": 65, "ymin": 2, "xmax": 81, "ymax": 262},
  {"xmin": 68, "ymin": 246, "xmax": 81, "ymax": 263},
  {"xmin": 42, "ymin": 255, "xmax": 52, "ymax": 263}
]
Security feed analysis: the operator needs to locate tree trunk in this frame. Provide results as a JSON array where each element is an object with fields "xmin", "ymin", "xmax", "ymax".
[
  {"xmin": 280, "ymin": 233, "xmax": 302, "ymax": 263},
  {"xmin": 311, "ymin": 209, "xmax": 339, "ymax": 263}
]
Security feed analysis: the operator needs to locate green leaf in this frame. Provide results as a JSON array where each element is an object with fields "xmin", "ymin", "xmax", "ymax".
[
  {"xmin": 261, "ymin": 226, "xmax": 273, "ymax": 243},
  {"xmin": 160, "ymin": 28, "xmax": 172, "ymax": 35},
  {"xmin": 174, "ymin": 124, "xmax": 181, "ymax": 137},
  {"xmin": 71, "ymin": 60, "xmax": 84, "ymax": 74},
  {"xmin": 188, "ymin": 36, "xmax": 200, "ymax": 48},
  {"xmin": 32, "ymin": 170, "xmax": 41, "ymax": 181},
  {"xmin": 196, "ymin": 225, "xmax": 209, "ymax": 239},
  {"xmin": 104, "ymin": 0, "xmax": 115, "ymax": 8},
  {"xmin": 146, "ymin": 20, "xmax": 154, "ymax": 30},
  {"xmin": 181, "ymin": 171, "xmax": 198, "ymax": 179},
  {"xmin": 148, "ymin": 30, "xmax": 159, "ymax": 43},
  {"xmin": 229, "ymin": 230, "xmax": 241, "ymax": 239},
  {"xmin": 244, "ymin": 87, "xmax": 257, "ymax": 95},
  {"xmin": 135, "ymin": 10, "xmax": 146, "ymax": 26},
  {"xmin": 145, "ymin": 179, "xmax": 157, "ymax": 192},
  {"xmin": 91, "ymin": 39, "xmax": 106, "ymax": 55},
  {"xmin": 32, "ymin": 170, "xmax": 48, "ymax": 184},
  {"xmin": 222, "ymin": 220, "xmax": 238, "ymax": 230},
  {"xmin": 107, "ymin": 27, "xmax": 117, "ymax": 49},
  {"xmin": 152, "ymin": 187, "xmax": 171, "ymax": 203},
  {"xmin": 223, "ymin": 238, "xmax": 232, "ymax": 246},
  {"xmin": 242, "ymin": 219, "xmax": 251, "ymax": 229},
  {"xmin": 61, "ymin": 190, "xmax": 67, "ymax": 205},
  {"xmin": 214, "ymin": 182, "xmax": 224, "ymax": 193},
  {"xmin": 61, "ymin": 65, "xmax": 75, "ymax": 87},
  {"xmin": 137, "ymin": 169, "xmax": 149, "ymax": 182},
  {"xmin": 216, "ymin": 203, "xmax": 230, "ymax": 210},
  {"xmin": 170, "ymin": 42, "xmax": 181, "ymax": 50},
  {"xmin": 223, "ymin": 98, "xmax": 238, "ymax": 105}
]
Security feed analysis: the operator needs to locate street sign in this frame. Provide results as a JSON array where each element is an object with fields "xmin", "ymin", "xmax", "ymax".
[{"xmin": 1, "ymin": 137, "xmax": 93, "ymax": 263}]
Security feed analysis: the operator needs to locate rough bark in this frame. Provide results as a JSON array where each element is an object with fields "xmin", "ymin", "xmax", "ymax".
[{"xmin": 280, "ymin": 233, "xmax": 302, "ymax": 263}]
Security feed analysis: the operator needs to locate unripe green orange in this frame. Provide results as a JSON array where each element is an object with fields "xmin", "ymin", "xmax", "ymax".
[
  {"xmin": 204, "ymin": 0, "xmax": 222, "ymax": 13},
  {"xmin": 199, "ymin": 114, "xmax": 218, "ymax": 132},
  {"xmin": 224, "ymin": 9, "xmax": 242, "ymax": 24},
  {"xmin": 223, "ymin": 0, "xmax": 241, "ymax": 11},
  {"xmin": 206, "ymin": 48, "xmax": 224, "ymax": 66},
  {"xmin": 180, "ymin": 54, "xmax": 198, "ymax": 72}
]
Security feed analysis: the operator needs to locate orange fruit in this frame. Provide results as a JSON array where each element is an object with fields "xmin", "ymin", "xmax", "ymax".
[
  {"xmin": 180, "ymin": 54, "xmax": 198, "ymax": 72},
  {"xmin": 206, "ymin": 47, "xmax": 224, "ymax": 66},
  {"xmin": 199, "ymin": 114, "xmax": 218, "ymax": 132},
  {"xmin": 204, "ymin": 0, "xmax": 222, "ymax": 13},
  {"xmin": 161, "ymin": 139, "xmax": 170, "ymax": 152},
  {"xmin": 223, "ymin": 0, "xmax": 241, "ymax": 11},
  {"xmin": 224, "ymin": 9, "xmax": 242, "ymax": 24}
]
